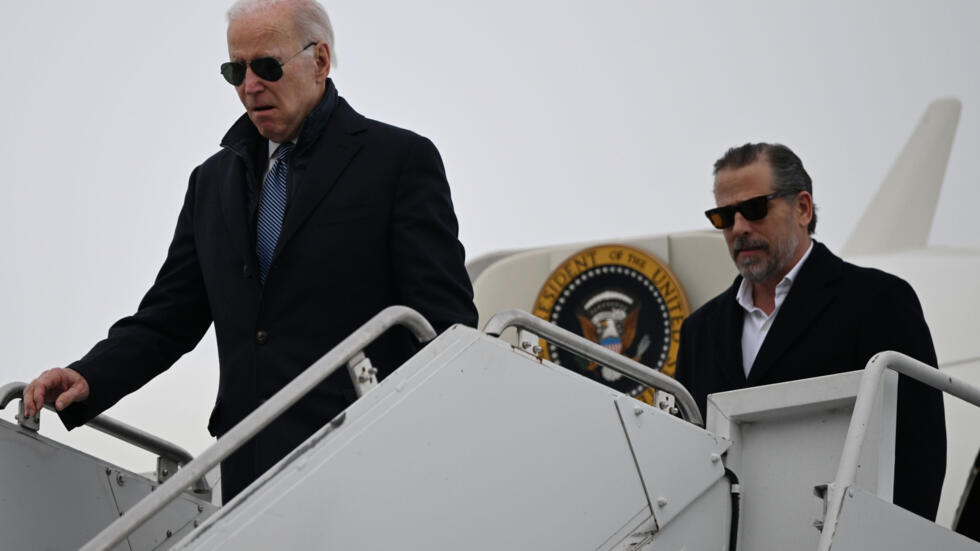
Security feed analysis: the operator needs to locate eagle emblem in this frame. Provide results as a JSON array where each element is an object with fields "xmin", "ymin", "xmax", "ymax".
[
  {"xmin": 576, "ymin": 290, "xmax": 651, "ymax": 381},
  {"xmin": 532, "ymin": 244, "xmax": 691, "ymax": 404}
]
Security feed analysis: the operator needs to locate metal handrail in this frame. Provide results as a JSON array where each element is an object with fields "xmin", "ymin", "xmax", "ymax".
[
  {"xmin": 0, "ymin": 382, "xmax": 208, "ymax": 493},
  {"xmin": 80, "ymin": 305, "xmax": 436, "ymax": 551},
  {"xmin": 1, "ymin": 382, "xmax": 31, "ymax": 409},
  {"xmin": 483, "ymin": 309, "xmax": 703, "ymax": 426},
  {"xmin": 816, "ymin": 351, "xmax": 980, "ymax": 551}
]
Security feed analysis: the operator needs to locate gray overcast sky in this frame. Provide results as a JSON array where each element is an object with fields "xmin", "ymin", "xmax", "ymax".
[{"xmin": 1, "ymin": 1, "xmax": 978, "ymax": 471}]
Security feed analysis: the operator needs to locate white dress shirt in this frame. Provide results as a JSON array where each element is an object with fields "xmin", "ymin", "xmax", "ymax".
[
  {"xmin": 737, "ymin": 241, "xmax": 814, "ymax": 376},
  {"xmin": 263, "ymin": 139, "xmax": 295, "ymax": 181}
]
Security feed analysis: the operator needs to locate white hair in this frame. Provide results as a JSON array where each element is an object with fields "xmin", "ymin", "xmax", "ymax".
[{"xmin": 227, "ymin": 0, "xmax": 337, "ymax": 67}]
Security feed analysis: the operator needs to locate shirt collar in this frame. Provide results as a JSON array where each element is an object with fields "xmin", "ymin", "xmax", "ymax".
[
  {"xmin": 736, "ymin": 240, "xmax": 814, "ymax": 313},
  {"xmin": 267, "ymin": 138, "xmax": 296, "ymax": 161}
]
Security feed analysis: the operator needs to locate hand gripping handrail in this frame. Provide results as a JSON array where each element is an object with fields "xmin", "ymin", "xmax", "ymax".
[
  {"xmin": 483, "ymin": 309, "xmax": 703, "ymax": 426},
  {"xmin": 80, "ymin": 305, "xmax": 436, "ymax": 551},
  {"xmin": 0, "ymin": 382, "xmax": 209, "ymax": 494},
  {"xmin": 816, "ymin": 351, "xmax": 980, "ymax": 551}
]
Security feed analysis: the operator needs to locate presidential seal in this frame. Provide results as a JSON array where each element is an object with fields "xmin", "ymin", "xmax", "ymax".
[{"xmin": 532, "ymin": 245, "xmax": 690, "ymax": 404}]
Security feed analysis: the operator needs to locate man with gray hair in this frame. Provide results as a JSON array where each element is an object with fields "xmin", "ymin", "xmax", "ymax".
[
  {"xmin": 22, "ymin": 0, "xmax": 477, "ymax": 502},
  {"xmin": 675, "ymin": 142, "xmax": 946, "ymax": 520}
]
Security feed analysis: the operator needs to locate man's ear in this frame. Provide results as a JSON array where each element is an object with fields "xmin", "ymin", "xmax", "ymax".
[
  {"xmin": 796, "ymin": 191, "xmax": 814, "ymax": 229},
  {"xmin": 314, "ymin": 42, "xmax": 331, "ymax": 82}
]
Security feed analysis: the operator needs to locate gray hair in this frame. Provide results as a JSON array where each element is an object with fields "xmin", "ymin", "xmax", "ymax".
[{"xmin": 227, "ymin": 0, "xmax": 337, "ymax": 68}]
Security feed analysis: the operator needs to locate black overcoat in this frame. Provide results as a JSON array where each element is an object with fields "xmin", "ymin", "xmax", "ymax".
[{"xmin": 59, "ymin": 84, "xmax": 478, "ymax": 501}]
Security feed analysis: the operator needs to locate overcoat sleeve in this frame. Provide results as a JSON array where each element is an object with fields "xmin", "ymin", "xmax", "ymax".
[
  {"xmin": 58, "ymin": 169, "xmax": 213, "ymax": 428},
  {"xmin": 387, "ymin": 135, "xmax": 477, "ymax": 332}
]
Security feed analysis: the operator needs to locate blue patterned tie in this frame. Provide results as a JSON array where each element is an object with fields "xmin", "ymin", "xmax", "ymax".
[{"xmin": 256, "ymin": 142, "xmax": 293, "ymax": 283}]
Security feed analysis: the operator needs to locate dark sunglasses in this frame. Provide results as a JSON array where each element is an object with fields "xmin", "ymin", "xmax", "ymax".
[
  {"xmin": 704, "ymin": 190, "xmax": 798, "ymax": 229},
  {"xmin": 221, "ymin": 42, "xmax": 317, "ymax": 86}
]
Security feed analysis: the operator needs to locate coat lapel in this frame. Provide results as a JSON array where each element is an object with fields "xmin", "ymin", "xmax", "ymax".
[
  {"xmin": 717, "ymin": 278, "xmax": 749, "ymax": 389},
  {"xmin": 746, "ymin": 241, "xmax": 842, "ymax": 385},
  {"xmin": 272, "ymin": 99, "xmax": 365, "ymax": 263},
  {"xmin": 219, "ymin": 116, "xmax": 263, "ymax": 271}
]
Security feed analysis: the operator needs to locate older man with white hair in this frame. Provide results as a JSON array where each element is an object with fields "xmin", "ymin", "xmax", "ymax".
[{"xmin": 23, "ymin": 0, "xmax": 477, "ymax": 502}]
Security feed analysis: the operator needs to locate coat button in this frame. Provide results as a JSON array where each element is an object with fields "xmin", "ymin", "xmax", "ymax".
[
  {"xmin": 242, "ymin": 264, "xmax": 252, "ymax": 278},
  {"xmin": 255, "ymin": 330, "xmax": 268, "ymax": 345}
]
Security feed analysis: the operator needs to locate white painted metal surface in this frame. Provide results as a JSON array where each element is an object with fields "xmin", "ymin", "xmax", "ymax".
[
  {"xmin": 831, "ymin": 488, "xmax": 979, "ymax": 550},
  {"xmin": 173, "ymin": 326, "xmax": 732, "ymax": 550},
  {"xmin": 615, "ymin": 394, "xmax": 729, "ymax": 527},
  {"xmin": 707, "ymin": 370, "xmax": 897, "ymax": 551},
  {"xmin": 0, "ymin": 418, "xmax": 216, "ymax": 551},
  {"xmin": 484, "ymin": 309, "xmax": 703, "ymax": 425},
  {"xmin": 817, "ymin": 351, "xmax": 980, "ymax": 551},
  {"xmin": 345, "ymin": 352, "xmax": 379, "ymax": 397},
  {"xmin": 80, "ymin": 306, "xmax": 436, "ymax": 551}
]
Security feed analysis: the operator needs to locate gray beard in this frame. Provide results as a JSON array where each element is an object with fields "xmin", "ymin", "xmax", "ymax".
[{"xmin": 733, "ymin": 233, "xmax": 799, "ymax": 283}]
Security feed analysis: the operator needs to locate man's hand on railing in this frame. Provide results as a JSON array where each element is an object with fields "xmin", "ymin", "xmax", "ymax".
[{"xmin": 22, "ymin": 367, "xmax": 90, "ymax": 418}]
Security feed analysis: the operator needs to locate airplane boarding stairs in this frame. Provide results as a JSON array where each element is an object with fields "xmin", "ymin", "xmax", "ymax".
[
  {"xmin": 4, "ymin": 306, "xmax": 980, "ymax": 550},
  {"xmin": 0, "ymin": 385, "xmax": 218, "ymax": 550}
]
